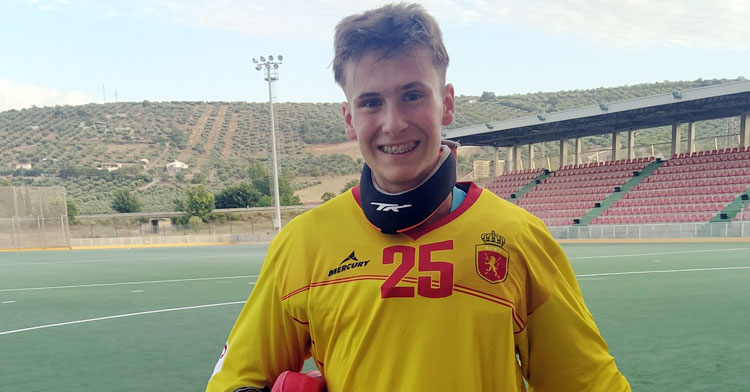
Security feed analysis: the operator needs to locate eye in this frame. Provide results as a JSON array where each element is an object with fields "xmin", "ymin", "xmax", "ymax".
[
  {"xmin": 403, "ymin": 91, "xmax": 423, "ymax": 102},
  {"xmin": 359, "ymin": 98, "xmax": 382, "ymax": 108}
]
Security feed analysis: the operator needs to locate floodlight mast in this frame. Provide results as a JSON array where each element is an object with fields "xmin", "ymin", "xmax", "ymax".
[{"xmin": 252, "ymin": 54, "xmax": 284, "ymax": 233}]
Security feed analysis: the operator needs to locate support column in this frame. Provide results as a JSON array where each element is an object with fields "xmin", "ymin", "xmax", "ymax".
[
  {"xmin": 671, "ymin": 122, "xmax": 682, "ymax": 157},
  {"xmin": 513, "ymin": 144, "xmax": 522, "ymax": 172},
  {"xmin": 612, "ymin": 131, "xmax": 621, "ymax": 162},
  {"xmin": 559, "ymin": 138, "xmax": 568, "ymax": 169},
  {"xmin": 627, "ymin": 130, "xmax": 636, "ymax": 160},
  {"xmin": 687, "ymin": 122, "xmax": 696, "ymax": 154},
  {"xmin": 528, "ymin": 144, "xmax": 535, "ymax": 169},
  {"xmin": 493, "ymin": 147, "xmax": 500, "ymax": 177},
  {"xmin": 741, "ymin": 112, "xmax": 750, "ymax": 149},
  {"xmin": 575, "ymin": 137, "xmax": 582, "ymax": 166},
  {"xmin": 506, "ymin": 147, "xmax": 513, "ymax": 173}
]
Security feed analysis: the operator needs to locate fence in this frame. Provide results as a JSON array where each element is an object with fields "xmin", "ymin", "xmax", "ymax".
[
  {"xmin": 0, "ymin": 187, "xmax": 70, "ymax": 250},
  {"xmin": 549, "ymin": 219, "xmax": 750, "ymax": 240},
  {"xmin": 69, "ymin": 233, "xmax": 275, "ymax": 248}
]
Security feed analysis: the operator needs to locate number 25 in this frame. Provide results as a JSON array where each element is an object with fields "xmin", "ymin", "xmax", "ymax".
[{"xmin": 381, "ymin": 240, "xmax": 454, "ymax": 298}]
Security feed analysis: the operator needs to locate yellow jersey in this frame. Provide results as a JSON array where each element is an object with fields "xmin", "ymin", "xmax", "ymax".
[{"xmin": 207, "ymin": 183, "xmax": 630, "ymax": 391}]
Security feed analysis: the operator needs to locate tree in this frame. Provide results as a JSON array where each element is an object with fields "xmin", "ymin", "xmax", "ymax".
[
  {"xmin": 340, "ymin": 179, "xmax": 359, "ymax": 194},
  {"xmin": 191, "ymin": 172, "xmax": 207, "ymax": 184},
  {"xmin": 184, "ymin": 185, "xmax": 214, "ymax": 221},
  {"xmin": 214, "ymin": 182, "xmax": 263, "ymax": 209},
  {"xmin": 321, "ymin": 192, "xmax": 336, "ymax": 203},
  {"xmin": 479, "ymin": 91, "xmax": 496, "ymax": 102},
  {"xmin": 172, "ymin": 198, "xmax": 185, "ymax": 212},
  {"xmin": 66, "ymin": 199, "xmax": 78, "ymax": 222},
  {"xmin": 247, "ymin": 162, "xmax": 301, "ymax": 206},
  {"xmin": 111, "ymin": 189, "xmax": 142, "ymax": 213},
  {"xmin": 248, "ymin": 162, "xmax": 270, "ymax": 195}
]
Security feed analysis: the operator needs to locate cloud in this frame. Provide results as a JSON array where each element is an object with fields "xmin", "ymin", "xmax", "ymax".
[
  {"xmin": 441, "ymin": 0, "xmax": 750, "ymax": 50},
  {"xmin": 23, "ymin": 0, "xmax": 749, "ymax": 49},
  {"xmin": 0, "ymin": 79, "xmax": 95, "ymax": 112},
  {"xmin": 149, "ymin": 0, "xmax": 750, "ymax": 50}
]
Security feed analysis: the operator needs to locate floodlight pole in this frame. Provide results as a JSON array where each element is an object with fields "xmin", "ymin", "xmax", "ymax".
[{"xmin": 253, "ymin": 55, "xmax": 284, "ymax": 233}]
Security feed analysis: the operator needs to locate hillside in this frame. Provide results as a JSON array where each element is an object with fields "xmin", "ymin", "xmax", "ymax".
[{"xmin": 0, "ymin": 77, "xmax": 744, "ymax": 213}]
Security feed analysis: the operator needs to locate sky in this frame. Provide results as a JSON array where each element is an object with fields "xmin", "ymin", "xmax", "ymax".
[{"xmin": 1, "ymin": 0, "xmax": 748, "ymax": 112}]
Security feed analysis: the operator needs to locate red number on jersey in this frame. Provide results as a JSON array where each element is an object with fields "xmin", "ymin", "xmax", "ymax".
[
  {"xmin": 417, "ymin": 240, "xmax": 454, "ymax": 298},
  {"xmin": 381, "ymin": 245, "xmax": 415, "ymax": 298},
  {"xmin": 381, "ymin": 240, "xmax": 454, "ymax": 299}
]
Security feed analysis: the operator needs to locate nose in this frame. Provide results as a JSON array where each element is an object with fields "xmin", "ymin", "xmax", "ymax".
[{"xmin": 381, "ymin": 102, "xmax": 408, "ymax": 135}]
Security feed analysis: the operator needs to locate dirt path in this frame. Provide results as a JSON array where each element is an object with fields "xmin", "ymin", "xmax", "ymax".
[
  {"xmin": 147, "ymin": 142, "xmax": 170, "ymax": 170},
  {"xmin": 136, "ymin": 177, "xmax": 159, "ymax": 191},
  {"xmin": 221, "ymin": 111, "xmax": 239, "ymax": 158},
  {"xmin": 202, "ymin": 104, "xmax": 228, "ymax": 160},
  {"xmin": 179, "ymin": 104, "xmax": 212, "ymax": 162}
]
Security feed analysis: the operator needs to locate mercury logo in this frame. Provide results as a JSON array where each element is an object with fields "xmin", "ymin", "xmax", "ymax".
[
  {"xmin": 329, "ymin": 251, "xmax": 371, "ymax": 277},
  {"xmin": 371, "ymin": 202, "xmax": 413, "ymax": 212}
]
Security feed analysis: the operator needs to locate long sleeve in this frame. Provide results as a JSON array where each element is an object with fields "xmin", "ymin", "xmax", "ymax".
[
  {"xmin": 206, "ymin": 237, "xmax": 311, "ymax": 392},
  {"xmin": 515, "ymin": 220, "xmax": 630, "ymax": 391}
]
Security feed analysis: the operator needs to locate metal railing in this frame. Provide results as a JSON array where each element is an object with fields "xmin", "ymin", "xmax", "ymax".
[{"xmin": 549, "ymin": 219, "xmax": 750, "ymax": 240}]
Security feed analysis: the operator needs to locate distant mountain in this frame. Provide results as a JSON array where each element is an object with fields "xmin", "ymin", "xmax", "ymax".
[{"xmin": 1, "ymin": 77, "xmax": 743, "ymax": 213}]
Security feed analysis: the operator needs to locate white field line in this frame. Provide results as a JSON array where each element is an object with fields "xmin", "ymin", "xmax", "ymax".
[
  {"xmin": 3, "ymin": 265, "xmax": 748, "ymax": 336},
  {"xmin": 0, "ymin": 275, "xmax": 259, "ymax": 292},
  {"xmin": 0, "ymin": 254, "xmax": 251, "ymax": 266},
  {"xmin": 577, "ymin": 266, "xmax": 750, "ymax": 278},
  {"xmin": 0, "ymin": 301, "xmax": 247, "ymax": 336},
  {"xmin": 569, "ymin": 247, "xmax": 750, "ymax": 260}
]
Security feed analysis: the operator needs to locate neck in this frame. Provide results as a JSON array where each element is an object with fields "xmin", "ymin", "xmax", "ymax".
[{"xmin": 421, "ymin": 192, "xmax": 453, "ymax": 228}]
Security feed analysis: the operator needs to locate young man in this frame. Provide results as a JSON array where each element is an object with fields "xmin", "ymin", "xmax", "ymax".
[{"xmin": 207, "ymin": 3, "xmax": 631, "ymax": 391}]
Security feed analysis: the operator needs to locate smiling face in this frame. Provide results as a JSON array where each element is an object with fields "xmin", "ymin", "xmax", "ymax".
[{"xmin": 341, "ymin": 47, "xmax": 455, "ymax": 194}]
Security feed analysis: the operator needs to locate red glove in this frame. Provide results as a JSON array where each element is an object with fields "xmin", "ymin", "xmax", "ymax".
[{"xmin": 271, "ymin": 370, "xmax": 326, "ymax": 392}]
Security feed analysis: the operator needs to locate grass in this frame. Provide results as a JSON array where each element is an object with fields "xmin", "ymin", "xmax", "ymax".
[{"xmin": 1, "ymin": 242, "xmax": 749, "ymax": 391}]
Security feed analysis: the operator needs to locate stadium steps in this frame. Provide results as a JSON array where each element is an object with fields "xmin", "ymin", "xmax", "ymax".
[
  {"xmin": 574, "ymin": 159, "xmax": 664, "ymax": 225},
  {"xmin": 710, "ymin": 185, "xmax": 750, "ymax": 222},
  {"xmin": 509, "ymin": 170, "xmax": 550, "ymax": 202}
]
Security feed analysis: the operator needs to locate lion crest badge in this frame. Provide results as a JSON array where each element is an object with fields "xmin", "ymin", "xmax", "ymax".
[{"xmin": 475, "ymin": 230, "xmax": 510, "ymax": 284}]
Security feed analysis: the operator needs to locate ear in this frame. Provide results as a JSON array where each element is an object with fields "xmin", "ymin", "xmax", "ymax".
[
  {"xmin": 441, "ymin": 83, "xmax": 455, "ymax": 126},
  {"xmin": 342, "ymin": 101, "xmax": 357, "ymax": 140}
]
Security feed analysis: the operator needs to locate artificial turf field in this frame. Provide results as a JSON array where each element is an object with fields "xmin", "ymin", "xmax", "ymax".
[{"xmin": 1, "ymin": 242, "xmax": 749, "ymax": 391}]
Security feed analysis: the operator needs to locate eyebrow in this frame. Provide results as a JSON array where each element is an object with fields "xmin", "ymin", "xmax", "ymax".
[
  {"xmin": 353, "ymin": 92, "xmax": 381, "ymax": 104},
  {"xmin": 354, "ymin": 81, "xmax": 425, "ymax": 102},
  {"xmin": 355, "ymin": 82, "xmax": 427, "ymax": 101},
  {"xmin": 401, "ymin": 82, "xmax": 426, "ymax": 90}
]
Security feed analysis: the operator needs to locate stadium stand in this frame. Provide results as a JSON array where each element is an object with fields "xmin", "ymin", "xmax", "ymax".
[
  {"xmin": 592, "ymin": 148, "xmax": 750, "ymax": 225},
  {"xmin": 484, "ymin": 168, "xmax": 546, "ymax": 200},
  {"xmin": 512, "ymin": 158, "xmax": 654, "ymax": 227},
  {"xmin": 485, "ymin": 149, "xmax": 750, "ymax": 227}
]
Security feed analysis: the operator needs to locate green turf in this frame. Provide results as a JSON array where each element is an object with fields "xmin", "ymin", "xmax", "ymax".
[{"xmin": 1, "ymin": 243, "xmax": 749, "ymax": 390}]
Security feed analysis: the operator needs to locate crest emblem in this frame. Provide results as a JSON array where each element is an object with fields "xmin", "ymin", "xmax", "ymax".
[{"xmin": 475, "ymin": 231, "xmax": 509, "ymax": 284}]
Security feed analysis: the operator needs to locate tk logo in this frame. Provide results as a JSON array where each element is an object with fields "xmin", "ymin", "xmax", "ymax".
[{"xmin": 371, "ymin": 202, "xmax": 413, "ymax": 212}]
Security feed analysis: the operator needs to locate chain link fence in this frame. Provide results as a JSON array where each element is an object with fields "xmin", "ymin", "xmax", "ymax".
[
  {"xmin": 0, "ymin": 186, "xmax": 70, "ymax": 250},
  {"xmin": 66, "ymin": 207, "xmax": 309, "ymax": 246}
]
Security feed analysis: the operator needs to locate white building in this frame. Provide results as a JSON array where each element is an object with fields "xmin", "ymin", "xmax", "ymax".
[
  {"xmin": 166, "ymin": 160, "xmax": 189, "ymax": 171},
  {"xmin": 97, "ymin": 162, "xmax": 122, "ymax": 172}
]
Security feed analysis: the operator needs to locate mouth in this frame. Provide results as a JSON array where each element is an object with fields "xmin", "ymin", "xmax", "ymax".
[{"xmin": 379, "ymin": 141, "xmax": 419, "ymax": 155}]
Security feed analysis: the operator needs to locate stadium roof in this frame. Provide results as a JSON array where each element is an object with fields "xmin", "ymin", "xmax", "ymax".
[{"xmin": 444, "ymin": 80, "xmax": 750, "ymax": 148}]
